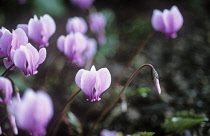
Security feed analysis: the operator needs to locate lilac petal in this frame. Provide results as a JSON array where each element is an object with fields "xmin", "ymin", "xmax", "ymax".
[
  {"xmin": 80, "ymin": 70, "xmax": 96, "ymax": 100},
  {"xmin": 28, "ymin": 16, "xmax": 42, "ymax": 45},
  {"xmin": 57, "ymin": 35, "xmax": 65, "ymax": 52},
  {"xmin": 0, "ymin": 29, "xmax": 12, "ymax": 57},
  {"xmin": 170, "ymin": 6, "xmax": 183, "ymax": 33},
  {"xmin": 162, "ymin": 9, "xmax": 175, "ymax": 37},
  {"xmin": 13, "ymin": 47, "xmax": 27, "ymax": 73},
  {"xmin": 38, "ymin": 48, "xmax": 47, "ymax": 65},
  {"xmin": 40, "ymin": 14, "xmax": 56, "ymax": 46},
  {"xmin": 75, "ymin": 69, "xmax": 85, "ymax": 88},
  {"xmin": 94, "ymin": 68, "xmax": 111, "ymax": 98},
  {"xmin": 151, "ymin": 9, "xmax": 165, "ymax": 33},
  {"xmin": 0, "ymin": 77, "xmax": 13, "ymax": 104},
  {"xmin": 85, "ymin": 38, "xmax": 97, "ymax": 59},
  {"xmin": 11, "ymin": 28, "xmax": 28, "ymax": 50},
  {"xmin": 154, "ymin": 78, "xmax": 161, "ymax": 94},
  {"xmin": 17, "ymin": 24, "xmax": 28, "ymax": 35}
]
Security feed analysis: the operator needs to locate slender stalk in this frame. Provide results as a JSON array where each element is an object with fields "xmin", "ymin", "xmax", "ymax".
[
  {"xmin": 1, "ymin": 64, "xmax": 15, "ymax": 77},
  {"xmin": 88, "ymin": 64, "xmax": 156, "ymax": 136},
  {"xmin": 47, "ymin": 89, "xmax": 81, "ymax": 136}
]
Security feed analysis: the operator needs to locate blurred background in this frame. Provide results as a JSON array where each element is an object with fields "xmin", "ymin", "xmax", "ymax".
[{"xmin": 1, "ymin": 0, "xmax": 210, "ymax": 136}]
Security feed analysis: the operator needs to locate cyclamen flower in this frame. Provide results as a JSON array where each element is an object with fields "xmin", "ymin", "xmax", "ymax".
[
  {"xmin": 151, "ymin": 5, "xmax": 183, "ymax": 38},
  {"xmin": 18, "ymin": 14, "xmax": 56, "ymax": 47},
  {"xmin": 11, "ymin": 43, "xmax": 46, "ymax": 76},
  {"xmin": 66, "ymin": 17, "xmax": 87, "ymax": 34},
  {"xmin": 0, "ymin": 28, "xmax": 28, "ymax": 58},
  {"xmin": 57, "ymin": 32, "xmax": 87, "ymax": 67},
  {"xmin": 8, "ymin": 89, "xmax": 53, "ymax": 136},
  {"xmin": 75, "ymin": 65, "xmax": 111, "ymax": 101},
  {"xmin": 89, "ymin": 12, "xmax": 107, "ymax": 44},
  {"xmin": 0, "ymin": 77, "xmax": 13, "ymax": 105},
  {"xmin": 70, "ymin": 0, "xmax": 94, "ymax": 9}
]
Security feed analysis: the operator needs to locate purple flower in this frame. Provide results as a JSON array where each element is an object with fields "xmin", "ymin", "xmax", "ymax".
[
  {"xmin": 75, "ymin": 65, "xmax": 111, "ymax": 101},
  {"xmin": 89, "ymin": 12, "xmax": 106, "ymax": 44},
  {"xmin": 0, "ymin": 77, "xmax": 13, "ymax": 105},
  {"xmin": 18, "ymin": 14, "xmax": 56, "ymax": 47},
  {"xmin": 66, "ymin": 17, "xmax": 87, "ymax": 34},
  {"xmin": 8, "ymin": 89, "xmax": 53, "ymax": 136},
  {"xmin": 11, "ymin": 43, "xmax": 46, "ymax": 76},
  {"xmin": 151, "ymin": 5, "xmax": 183, "ymax": 38},
  {"xmin": 57, "ymin": 32, "xmax": 87, "ymax": 67},
  {"xmin": 100, "ymin": 129, "xmax": 117, "ymax": 136},
  {"xmin": 70, "ymin": 0, "xmax": 94, "ymax": 9}
]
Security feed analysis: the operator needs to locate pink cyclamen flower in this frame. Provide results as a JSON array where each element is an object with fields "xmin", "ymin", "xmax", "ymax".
[
  {"xmin": 18, "ymin": 14, "xmax": 56, "ymax": 47},
  {"xmin": 12, "ymin": 43, "xmax": 46, "ymax": 76},
  {"xmin": 70, "ymin": 0, "xmax": 94, "ymax": 9},
  {"xmin": 100, "ymin": 129, "xmax": 117, "ymax": 136},
  {"xmin": 0, "ymin": 77, "xmax": 13, "ymax": 105},
  {"xmin": 8, "ymin": 89, "xmax": 53, "ymax": 136},
  {"xmin": 152, "ymin": 68, "xmax": 161, "ymax": 94},
  {"xmin": 75, "ymin": 65, "xmax": 111, "ymax": 101},
  {"xmin": 89, "ymin": 12, "xmax": 106, "ymax": 44},
  {"xmin": 57, "ymin": 32, "xmax": 87, "ymax": 67},
  {"xmin": 151, "ymin": 5, "xmax": 183, "ymax": 38},
  {"xmin": 66, "ymin": 17, "xmax": 88, "ymax": 34}
]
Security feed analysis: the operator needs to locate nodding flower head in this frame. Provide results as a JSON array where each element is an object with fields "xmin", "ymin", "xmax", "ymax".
[
  {"xmin": 75, "ymin": 65, "xmax": 111, "ymax": 101},
  {"xmin": 88, "ymin": 12, "xmax": 107, "ymax": 45},
  {"xmin": 152, "ymin": 68, "xmax": 161, "ymax": 94},
  {"xmin": 18, "ymin": 14, "xmax": 56, "ymax": 47},
  {"xmin": 66, "ymin": 17, "xmax": 88, "ymax": 34},
  {"xmin": 7, "ymin": 89, "xmax": 53, "ymax": 136},
  {"xmin": 57, "ymin": 32, "xmax": 88, "ymax": 67},
  {"xmin": 70, "ymin": 0, "xmax": 95, "ymax": 9},
  {"xmin": 0, "ymin": 77, "xmax": 13, "ymax": 105},
  {"xmin": 12, "ymin": 43, "xmax": 46, "ymax": 76},
  {"xmin": 151, "ymin": 5, "xmax": 183, "ymax": 38}
]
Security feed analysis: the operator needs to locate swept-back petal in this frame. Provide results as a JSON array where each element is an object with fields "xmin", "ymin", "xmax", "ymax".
[
  {"xmin": 151, "ymin": 9, "xmax": 165, "ymax": 32},
  {"xmin": 37, "ymin": 48, "xmax": 46, "ymax": 65},
  {"xmin": 13, "ymin": 47, "xmax": 27, "ymax": 73},
  {"xmin": 80, "ymin": 70, "xmax": 96, "ymax": 100},
  {"xmin": 75, "ymin": 69, "xmax": 85, "ymax": 88},
  {"xmin": 94, "ymin": 68, "xmax": 111, "ymax": 98},
  {"xmin": 28, "ymin": 17, "xmax": 42, "ymax": 45},
  {"xmin": 57, "ymin": 35, "xmax": 65, "ymax": 52},
  {"xmin": 171, "ymin": 6, "xmax": 183, "ymax": 32}
]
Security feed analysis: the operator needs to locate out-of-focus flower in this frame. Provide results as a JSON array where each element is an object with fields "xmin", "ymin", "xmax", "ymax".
[
  {"xmin": 100, "ymin": 129, "xmax": 117, "ymax": 136},
  {"xmin": 57, "ymin": 32, "xmax": 87, "ymax": 67},
  {"xmin": 66, "ymin": 17, "xmax": 87, "ymax": 34},
  {"xmin": 151, "ymin": 5, "xmax": 183, "ymax": 38},
  {"xmin": 0, "ymin": 77, "xmax": 13, "ymax": 105},
  {"xmin": 89, "ymin": 12, "xmax": 107, "ymax": 45},
  {"xmin": 11, "ymin": 43, "xmax": 46, "ymax": 76},
  {"xmin": 70, "ymin": 0, "xmax": 94, "ymax": 9},
  {"xmin": 8, "ymin": 89, "xmax": 53, "ymax": 136},
  {"xmin": 18, "ymin": 14, "xmax": 56, "ymax": 47},
  {"xmin": 75, "ymin": 65, "xmax": 111, "ymax": 101}
]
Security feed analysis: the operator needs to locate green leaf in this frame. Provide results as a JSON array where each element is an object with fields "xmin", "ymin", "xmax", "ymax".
[
  {"xmin": 67, "ymin": 112, "xmax": 82, "ymax": 134},
  {"xmin": 127, "ymin": 132, "xmax": 155, "ymax": 136},
  {"xmin": 163, "ymin": 112, "xmax": 209, "ymax": 133}
]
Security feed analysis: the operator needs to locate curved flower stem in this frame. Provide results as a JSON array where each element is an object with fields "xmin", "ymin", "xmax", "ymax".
[
  {"xmin": 47, "ymin": 89, "xmax": 81, "ymax": 136},
  {"xmin": 1, "ymin": 64, "xmax": 15, "ymax": 77},
  {"xmin": 88, "ymin": 64, "xmax": 158, "ymax": 136}
]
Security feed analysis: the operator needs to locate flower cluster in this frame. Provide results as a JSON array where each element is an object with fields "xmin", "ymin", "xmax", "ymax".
[
  {"xmin": 57, "ymin": 12, "xmax": 106, "ymax": 67},
  {"xmin": 0, "ymin": 14, "xmax": 55, "ymax": 76}
]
